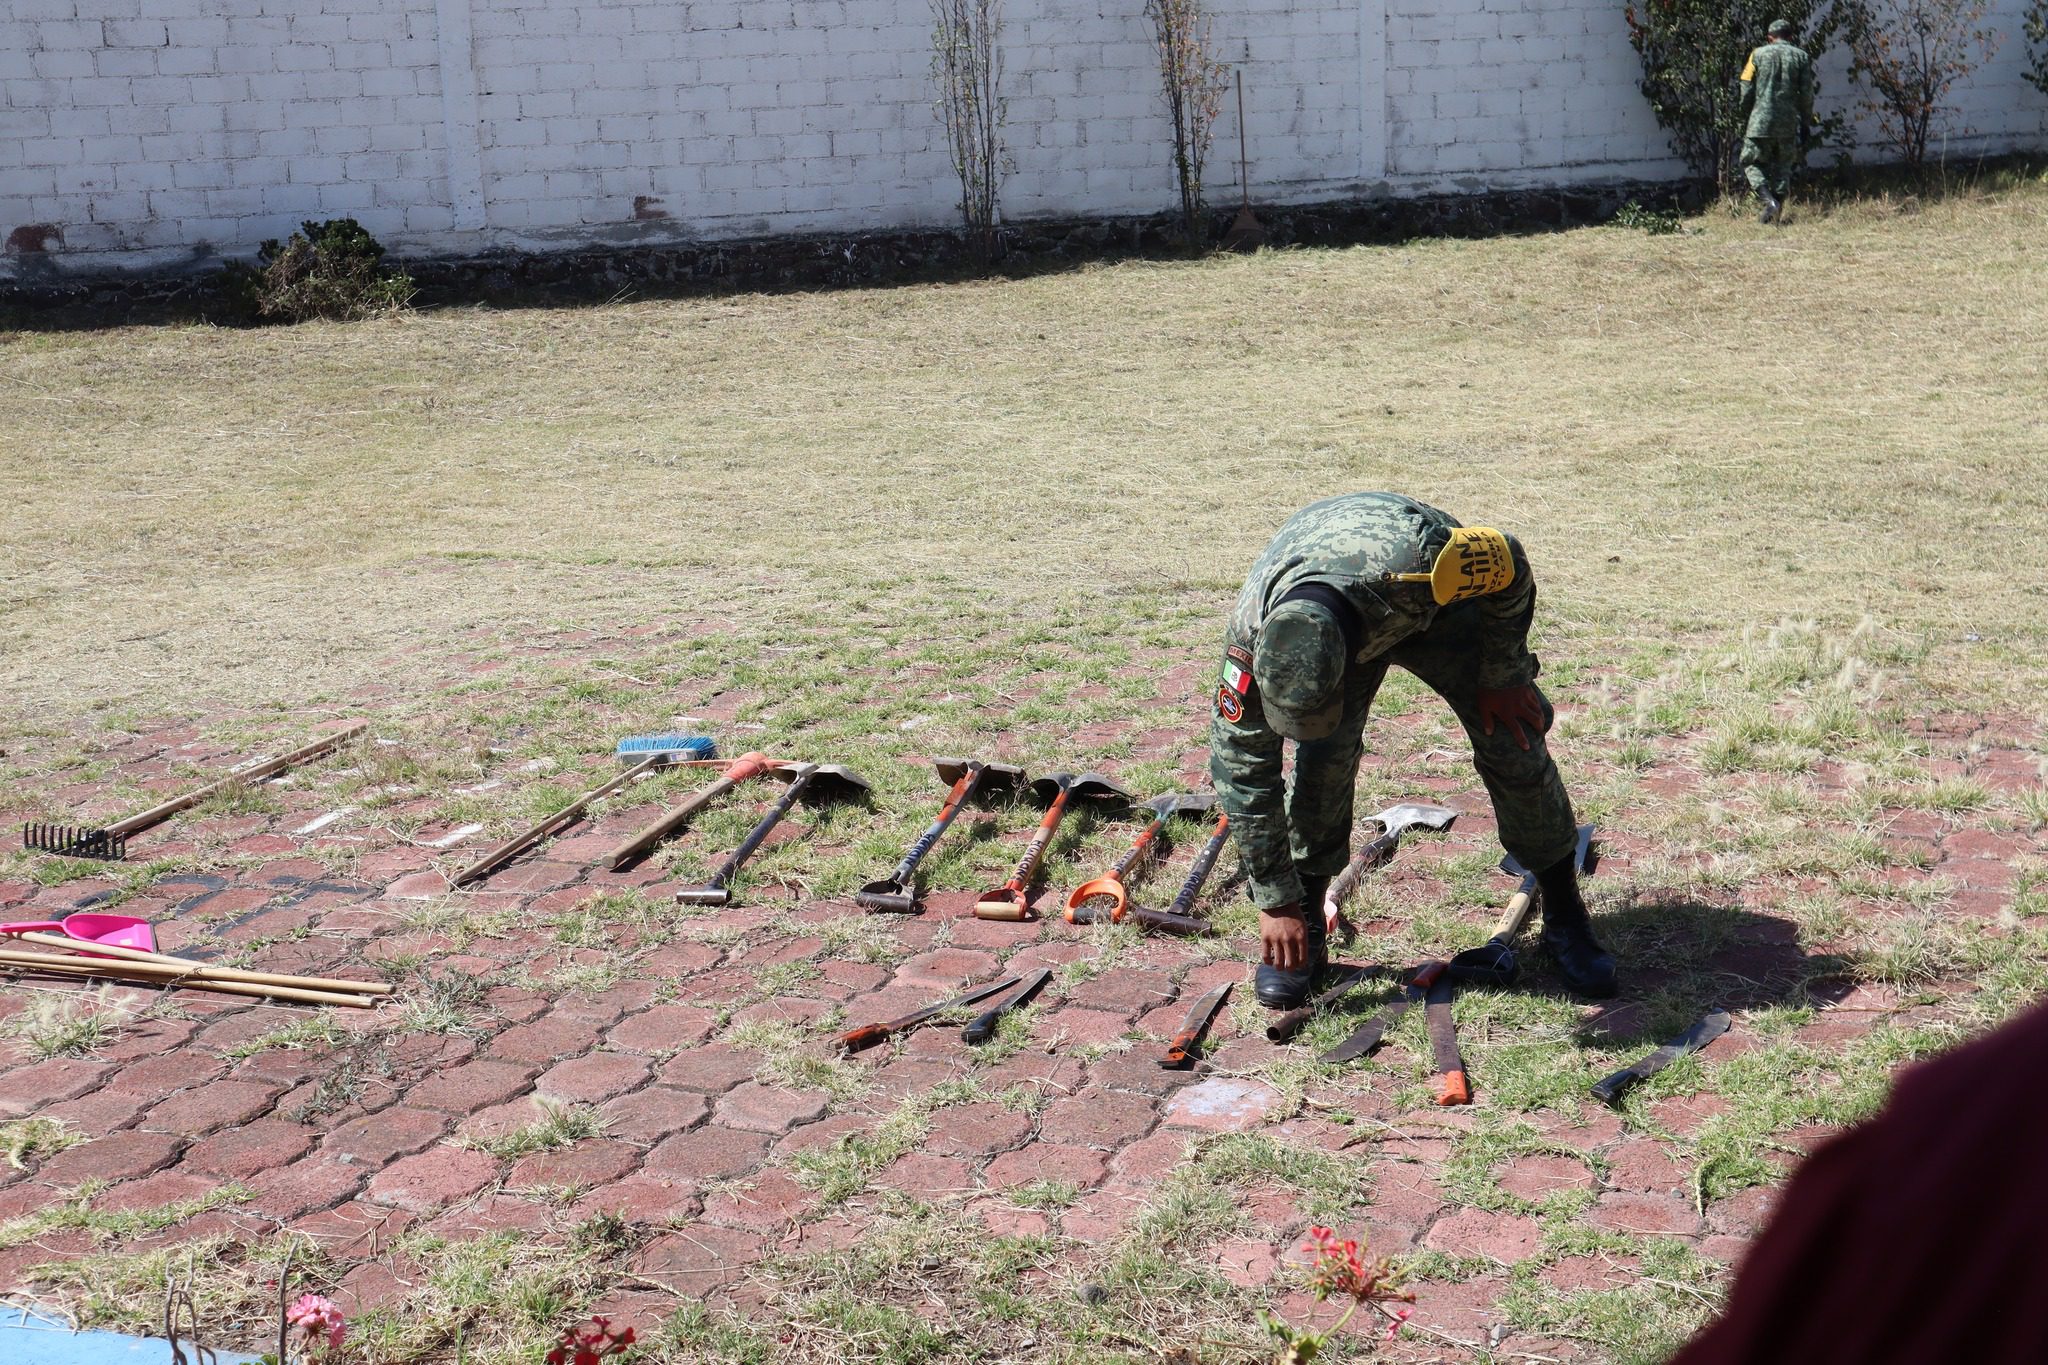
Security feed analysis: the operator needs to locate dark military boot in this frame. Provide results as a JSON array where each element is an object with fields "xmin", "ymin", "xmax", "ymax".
[
  {"xmin": 1254, "ymin": 875, "xmax": 1329, "ymax": 1009},
  {"xmin": 1535, "ymin": 856, "xmax": 1617, "ymax": 998},
  {"xmin": 1758, "ymin": 192, "xmax": 1781, "ymax": 224}
]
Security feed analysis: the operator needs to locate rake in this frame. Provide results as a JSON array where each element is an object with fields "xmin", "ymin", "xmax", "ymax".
[{"xmin": 22, "ymin": 722, "xmax": 368, "ymax": 861}]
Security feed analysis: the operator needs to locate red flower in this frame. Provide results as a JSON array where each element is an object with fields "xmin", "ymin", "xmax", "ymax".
[{"xmin": 545, "ymin": 1317, "xmax": 636, "ymax": 1365}]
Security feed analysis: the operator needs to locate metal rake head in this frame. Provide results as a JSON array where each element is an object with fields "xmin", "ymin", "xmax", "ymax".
[{"xmin": 22, "ymin": 822, "xmax": 127, "ymax": 861}]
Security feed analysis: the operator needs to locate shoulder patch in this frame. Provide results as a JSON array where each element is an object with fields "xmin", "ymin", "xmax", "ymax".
[
  {"xmin": 1226, "ymin": 642, "xmax": 1254, "ymax": 669},
  {"xmin": 1215, "ymin": 685, "xmax": 1244, "ymax": 723}
]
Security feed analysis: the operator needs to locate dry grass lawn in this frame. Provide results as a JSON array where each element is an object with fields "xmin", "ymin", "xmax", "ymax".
[{"xmin": 3, "ymin": 181, "xmax": 2044, "ymax": 724}]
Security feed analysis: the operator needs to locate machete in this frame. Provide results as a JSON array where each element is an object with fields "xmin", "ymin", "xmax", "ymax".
[
  {"xmin": 1424, "ymin": 967, "xmax": 1469, "ymax": 1106},
  {"xmin": 835, "ymin": 976, "xmax": 1021, "ymax": 1055},
  {"xmin": 961, "ymin": 967, "xmax": 1053, "ymax": 1045},
  {"xmin": 1319, "ymin": 962, "xmax": 1442, "ymax": 1065},
  {"xmin": 1161, "ymin": 981, "xmax": 1233, "ymax": 1069},
  {"xmin": 1266, "ymin": 963, "xmax": 1394, "ymax": 1043},
  {"xmin": 1590, "ymin": 1010, "xmax": 1733, "ymax": 1106}
]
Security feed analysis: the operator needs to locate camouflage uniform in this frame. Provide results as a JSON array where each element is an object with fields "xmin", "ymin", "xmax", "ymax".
[
  {"xmin": 1740, "ymin": 37, "xmax": 1816, "ymax": 200},
  {"xmin": 1209, "ymin": 492, "xmax": 1579, "ymax": 910}
]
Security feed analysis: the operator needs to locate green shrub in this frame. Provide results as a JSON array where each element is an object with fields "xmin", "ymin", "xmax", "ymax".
[
  {"xmin": 220, "ymin": 218, "xmax": 415, "ymax": 323},
  {"xmin": 1613, "ymin": 200, "xmax": 1686, "ymax": 233}
]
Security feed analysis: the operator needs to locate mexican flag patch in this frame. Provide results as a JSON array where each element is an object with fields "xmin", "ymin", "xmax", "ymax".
[{"xmin": 1222, "ymin": 660, "xmax": 1251, "ymax": 696}]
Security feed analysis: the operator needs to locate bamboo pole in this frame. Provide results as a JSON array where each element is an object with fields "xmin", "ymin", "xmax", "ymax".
[
  {"xmin": 6, "ymin": 931, "xmax": 392, "ymax": 995},
  {"xmin": 0, "ymin": 951, "xmax": 378, "ymax": 1008}
]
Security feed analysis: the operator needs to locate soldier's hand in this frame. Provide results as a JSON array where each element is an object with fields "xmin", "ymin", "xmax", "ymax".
[
  {"xmin": 1261, "ymin": 906, "xmax": 1310, "ymax": 971},
  {"xmin": 1477, "ymin": 683, "xmax": 1546, "ymax": 751}
]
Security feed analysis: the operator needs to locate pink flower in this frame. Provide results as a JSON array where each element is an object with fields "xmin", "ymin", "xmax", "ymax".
[{"xmin": 284, "ymin": 1293, "xmax": 346, "ymax": 1354}]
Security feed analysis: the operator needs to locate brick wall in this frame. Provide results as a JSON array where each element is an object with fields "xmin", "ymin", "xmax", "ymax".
[{"xmin": 3, "ymin": 0, "xmax": 2043, "ymax": 277}]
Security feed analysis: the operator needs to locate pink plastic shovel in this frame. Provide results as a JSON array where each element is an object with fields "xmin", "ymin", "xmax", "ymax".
[{"xmin": 0, "ymin": 912, "xmax": 158, "ymax": 955}]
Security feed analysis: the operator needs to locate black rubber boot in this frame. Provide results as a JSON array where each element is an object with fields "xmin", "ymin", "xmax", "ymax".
[
  {"xmin": 1758, "ymin": 192, "xmax": 1781, "ymax": 224},
  {"xmin": 1254, "ymin": 875, "xmax": 1329, "ymax": 1009},
  {"xmin": 1535, "ymin": 855, "xmax": 1617, "ymax": 998}
]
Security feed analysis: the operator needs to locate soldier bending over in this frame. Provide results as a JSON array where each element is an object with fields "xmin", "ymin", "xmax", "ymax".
[{"xmin": 1208, "ymin": 492, "xmax": 1616, "ymax": 1008}]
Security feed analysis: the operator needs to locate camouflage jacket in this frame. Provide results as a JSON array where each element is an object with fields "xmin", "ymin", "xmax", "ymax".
[
  {"xmin": 1207, "ymin": 492, "xmax": 1537, "ymax": 910},
  {"xmin": 1741, "ymin": 41, "xmax": 1816, "ymax": 139}
]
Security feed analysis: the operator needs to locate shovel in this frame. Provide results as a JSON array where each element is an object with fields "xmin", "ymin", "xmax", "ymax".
[
  {"xmin": 973, "ymin": 771, "xmax": 1132, "ymax": 922},
  {"xmin": 0, "ymin": 912, "xmax": 158, "ymax": 954},
  {"xmin": 1064, "ymin": 792, "xmax": 1212, "ymax": 924},
  {"xmin": 1447, "ymin": 823, "xmax": 1596, "ymax": 989},
  {"xmin": 1322, "ymin": 802, "xmax": 1458, "ymax": 938},
  {"xmin": 857, "ymin": 758, "xmax": 1025, "ymax": 913},
  {"xmin": 676, "ymin": 762, "xmax": 872, "ymax": 907}
]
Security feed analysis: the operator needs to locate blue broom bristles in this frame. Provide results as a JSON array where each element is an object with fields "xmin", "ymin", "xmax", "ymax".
[{"xmin": 616, "ymin": 734, "xmax": 717, "ymax": 763}]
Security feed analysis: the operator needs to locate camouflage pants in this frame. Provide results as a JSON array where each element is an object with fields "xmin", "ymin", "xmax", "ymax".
[
  {"xmin": 1285, "ymin": 601, "xmax": 1579, "ymax": 879},
  {"xmin": 1741, "ymin": 135, "xmax": 1798, "ymax": 198}
]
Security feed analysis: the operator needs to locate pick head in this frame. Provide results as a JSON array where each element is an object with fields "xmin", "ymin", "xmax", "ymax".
[
  {"xmin": 796, "ymin": 764, "xmax": 873, "ymax": 803},
  {"xmin": 675, "ymin": 886, "xmax": 732, "ymax": 907},
  {"xmin": 1065, "ymin": 772, "xmax": 1135, "ymax": 805},
  {"xmin": 933, "ymin": 757, "xmax": 1026, "ymax": 798}
]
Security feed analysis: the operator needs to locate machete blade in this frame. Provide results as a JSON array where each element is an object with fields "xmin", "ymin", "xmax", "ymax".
[
  {"xmin": 1161, "ymin": 982, "xmax": 1233, "ymax": 1069},
  {"xmin": 1590, "ymin": 1009, "xmax": 1733, "ymax": 1107}
]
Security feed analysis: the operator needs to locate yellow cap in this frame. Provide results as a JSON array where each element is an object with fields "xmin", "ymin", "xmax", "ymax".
[{"xmin": 1390, "ymin": 527, "xmax": 1517, "ymax": 605}]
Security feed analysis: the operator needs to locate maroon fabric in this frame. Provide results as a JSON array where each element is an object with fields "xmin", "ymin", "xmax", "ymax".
[{"xmin": 1673, "ymin": 1000, "xmax": 2048, "ymax": 1364}]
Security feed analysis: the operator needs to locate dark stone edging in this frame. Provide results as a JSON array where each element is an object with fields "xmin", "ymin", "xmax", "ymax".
[{"xmin": 0, "ymin": 179, "xmax": 1702, "ymax": 322}]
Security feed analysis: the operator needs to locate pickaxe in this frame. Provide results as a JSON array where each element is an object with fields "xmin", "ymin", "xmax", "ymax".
[
  {"xmin": 1447, "ymin": 823, "xmax": 1596, "ymax": 988},
  {"xmin": 1322, "ymin": 801, "xmax": 1458, "ymax": 938},
  {"xmin": 973, "ymin": 771, "xmax": 1131, "ymax": 921},
  {"xmin": 1064, "ymin": 792, "xmax": 1212, "ymax": 924},
  {"xmin": 856, "ymin": 757, "xmax": 1024, "ymax": 913},
  {"xmin": 675, "ymin": 762, "xmax": 872, "ymax": 907}
]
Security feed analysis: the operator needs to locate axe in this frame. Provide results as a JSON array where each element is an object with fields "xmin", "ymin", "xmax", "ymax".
[{"xmin": 1448, "ymin": 823, "xmax": 1595, "ymax": 989}]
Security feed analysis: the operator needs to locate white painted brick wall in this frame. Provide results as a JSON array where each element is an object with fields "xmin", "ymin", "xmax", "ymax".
[{"xmin": 2, "ymin": 0, "xmax": 2043, "ymax": 275}]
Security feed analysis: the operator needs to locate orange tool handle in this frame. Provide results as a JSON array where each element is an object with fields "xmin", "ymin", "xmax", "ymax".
[
  {"xmin": 1162, "ymin": 1027, "xmax": 1202, "ymax": 1068},
  {"xmin": 1435, "ymin": 1068, "xmax": 1472, "ymax": 1107},
  {"xmin": 836, "ymin": 1022, "xmax": 890, "ymax": 1054},
  {"xmin": 1003, "ymin": 788, "xmax": 1070, "ymax": 888}
]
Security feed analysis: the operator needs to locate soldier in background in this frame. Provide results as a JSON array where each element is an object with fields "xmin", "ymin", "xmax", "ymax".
[
  {"xmin": 1208, "ymin": 492, "xmax": 1615, "ymax": 1009},
  {"xmin": 1740, "ymin": 19, "xmax": 1818, "ymax": 224}
]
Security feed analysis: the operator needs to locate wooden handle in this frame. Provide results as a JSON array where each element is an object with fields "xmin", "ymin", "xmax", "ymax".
[
  {"xmin": 608, "ymin": 770, "xmax": 745, "ymax": 869},
  {"xmin": 110, "ymin": 722, "xmax": 368, "ymax": 838},
  {"xmin": 455, "ymin": 754, "xmax": 663, "ymax": 887},
  {"xmin": 11, "ymin": 931, "xmax": 391, "ymax": 995},
  {"xmin": 1489, "ymin": 882, "xmax": 1538, "ymax": 941},
  {"xmin": 0, "ymin": 951, "xmax": 377, "ymax": 1008}
]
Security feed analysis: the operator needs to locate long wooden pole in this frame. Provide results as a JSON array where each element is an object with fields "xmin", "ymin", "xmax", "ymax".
[
  {"xmin": 451, "ymin": 754, "xmax": 663, "ymax": 888},
  {"xmin": 109, "ymin": 722, "xmax": 369, "ymax": 838},
  {"xmin": 7, "ymin": 931, "xmax": 392, "ymax": 995},
  {"xmin": 0, "ymin": 951, "xmax": 377, "ymax": 1008}
]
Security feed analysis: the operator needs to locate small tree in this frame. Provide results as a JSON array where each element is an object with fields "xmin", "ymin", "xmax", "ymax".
[
  {"xmin": 2021, "ymin": 0, "xmax": 2048, "ymax": 98},
  {"xmin": 930, "ymin": 0, "xmax": 1005, "ymax": 265},
  {"xmin": 1624, "ymin": 0, "xmax": 1852, "ymax": 193},
  {"xmin": 1144, "ymin": 0, "xmax": 1230, "ymax": 245},
  {"xmin": 1848, "ymin": 0, "xmax": 2003, "ymax": 166}
]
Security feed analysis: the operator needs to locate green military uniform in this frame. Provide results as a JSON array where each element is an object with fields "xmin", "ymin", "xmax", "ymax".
[
  {"xmin": 1740, "ymin": 35, "xmax": 1816, "ymax": 201},
  {"xmin": 1208, "ymin": 492, "xmax": 1579, "ymax": 911}
]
